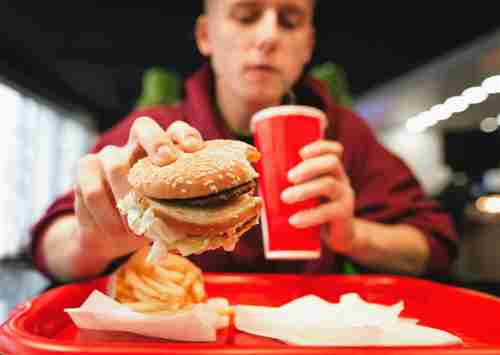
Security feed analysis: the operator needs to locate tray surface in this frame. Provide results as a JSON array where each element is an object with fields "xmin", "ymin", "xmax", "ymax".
[{"xmin": 1, "ymin": 273, "xmax": 499, "ymax": 354}]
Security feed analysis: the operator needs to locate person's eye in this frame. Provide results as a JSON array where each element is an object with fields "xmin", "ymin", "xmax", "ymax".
[
  {"xmin": 232, "ymin": 8, "xmax": 260, "ymax": 25},
  {"xmin": 279, "ymin": 11, "xmax": 304, "ymax": 29}
]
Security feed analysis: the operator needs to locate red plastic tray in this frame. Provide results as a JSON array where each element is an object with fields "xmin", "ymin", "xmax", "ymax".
[{"xmin": 1, "ymin": 273, "xmax": 500, "ymax": 354}]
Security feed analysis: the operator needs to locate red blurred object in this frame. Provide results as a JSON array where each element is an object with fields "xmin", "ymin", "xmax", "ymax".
[
  {"xmin": 1, "ymin": 273, "xmax": 500, "ymax": 354},
  {"xmin": 251, "ymin": 105, "xmax": 327, "ymax": 260}
]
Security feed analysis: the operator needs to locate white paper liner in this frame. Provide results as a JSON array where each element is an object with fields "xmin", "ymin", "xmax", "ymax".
[
  {"xmin": 65, "ymin": 290, "xmax": 229, "ymax": 342},
  {"xmin": 234, "ymin": 293, "xmax": 463, "ymax": 346}
]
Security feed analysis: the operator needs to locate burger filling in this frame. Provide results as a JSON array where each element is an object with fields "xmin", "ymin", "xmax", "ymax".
[{"xmin": 117, "ymin": 190, "xmax": 259, "ymax": 256}]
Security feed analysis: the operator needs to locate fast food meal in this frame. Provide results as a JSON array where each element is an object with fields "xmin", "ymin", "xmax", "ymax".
[
  {"xmin": 67, "ymin": 245, "xmax": 230, "ymax": 341},
  {"xmin": 110, "ymin": 245, "xmax": 208, "ymax": 315},
  {"xmin": 117, "ymin": 139, "xmax": 262, "ymax": 257}
]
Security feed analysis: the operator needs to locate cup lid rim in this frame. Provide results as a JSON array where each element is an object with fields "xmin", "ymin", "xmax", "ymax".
[{"xmin": 250, "ymin": 105, "xmax": 328, "ymax": 133}]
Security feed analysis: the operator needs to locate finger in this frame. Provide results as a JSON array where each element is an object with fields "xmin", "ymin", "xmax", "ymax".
[
  {"xmin": 77, "ymin": 154, "xmax": 124, "ymax": 237},
  {"xmin": 281, "ymin": 176, "xmax": 344, "ymax": 204},
  {"xmin": 98, "ymin": 145, "xmax": 139, "ymax": 233},
  {"xmin": 98, "ymin": 145, "xmax": 132, "ymax": 200},
  {"xmin": 300, "ymin": 140, "xmax": 343, "ymax": 160},
  {"xmin": 288, "ymin": 154, "xmax": 349, "ymax": 185},
  {"xmin": 98, "ymin": 145, "xmax": 150, "ymax": 239},
  {"xmin": 288, "ymin": 200, "xmax": 350, "ymax": 228},
  {"xmin": 128, "ymin": 116, "xmax": 178, "ymax": 166},
  {"xmin": 74, "ymin": 185, "xmax": 99, "ymax": 231},
  {"xmin": 166, "ymin": 120, "xmax": 203, "ymax": 153}
]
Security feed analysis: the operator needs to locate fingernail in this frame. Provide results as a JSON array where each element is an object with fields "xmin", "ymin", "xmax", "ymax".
[
  {"xmin": 299, "ymin": 146, "xmax": 310, "ymax": 158},
  {"xmin": 156, "ymin": 144, "xmax": 172, "ymax": 157},
  {"xmin": 281, "ymin": 189, "xmax": 293, "ymax": 203},
  {"xmin": 288, "ymin": 169, "xmax": 298, "ymax": 182},
  {"xmin": 289, "ymin": 214, "xmax": 301, "ymax": 226},
  {"xmin": 184, "ymin": 136, "xmax": 202, "ymax": 149},
  {"xmin": 155, "ymin": 144, "xmax": 176, "ymax": 164}
]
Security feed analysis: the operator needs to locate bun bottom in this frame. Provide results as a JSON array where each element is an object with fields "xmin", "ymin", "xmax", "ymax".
[
  {"xmin": 151, "ymin": 209, "xmax": 260, "ymax": 256},
  {"xmin": 192, "ymin": 214, "xmax": 260, "ymax": 254}
]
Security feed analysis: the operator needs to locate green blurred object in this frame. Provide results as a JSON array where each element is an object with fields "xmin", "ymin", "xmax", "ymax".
[
  {"xmin": 135, "ymin": 67, "xmax": 181, "ymax": 108},
  {"xmin": 342, "ymin": 260, "xmax": 359, "ymax": 275},
  {"xmin": 310, "ymin": 61, "xmax": 353, "ymax": 108}
]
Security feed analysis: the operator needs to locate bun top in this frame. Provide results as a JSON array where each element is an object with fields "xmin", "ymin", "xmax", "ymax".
[{"xmin": 128, "ymin": 139, "xmax": 260, "ymax": 199}]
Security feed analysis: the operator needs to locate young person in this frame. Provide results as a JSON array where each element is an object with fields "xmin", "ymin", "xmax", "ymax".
[{"xmin": 31, "ymin": 0, "xmax": 458, "ymax": 282}]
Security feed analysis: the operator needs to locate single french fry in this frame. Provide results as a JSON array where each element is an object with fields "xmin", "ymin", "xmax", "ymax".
[
  {"xmin": 114, "ymin": 277, "xmax": 135, "ymax": 297},
  {"xmin": 161, "ymin": 253, "xmax": 193, "ymax": 271},
  {"xmin": 182, "ymin": 271, "xmax": 197, "ymax": 289},
  {"xmin": 192, "ymin": 281, "xmax": 206, "ymax": 302},
  {"xmin": 125, "ymin": 270, "xmax": 162, "ymax": 299},
  {"xmin": 153, "ymin": 266, "xmax": 184, "ymax": 283},
  {"xmin": 123, "ymin": 301, "xmax": 175, "ymax": 313},
  {"xmin": 117, "ymin": 296, "xmax": 136, "ymax": 304},
  {"xmin": 134, "ymin": 285, "xmax": 186, "ymax": 310},
  {"xmin": 141, "ymin": 274, "xmax": 186, "ymax": 298},
  {"xmin": 153, "ymin": 265, "xmax": 184, "ymax": 285},
  {"xmin": 116, "ymin": 287, "xmax": 135, "ymax": 301},
  {"xmin": 184, "ymin": 293, "xmax": 196, "ymax": 306},
  {"xmin": 133, "ymin": 286, "xmax": 163, "ymax": 303}
]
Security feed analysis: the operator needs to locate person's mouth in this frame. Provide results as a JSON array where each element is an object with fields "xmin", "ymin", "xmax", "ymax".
[
  {"xmin": 244, "ymin": 64, "xmax": 280, "ymax": 81},
  {"xmin": 246, "ymin": 64, "xmax": 279, "ymax": 75}
]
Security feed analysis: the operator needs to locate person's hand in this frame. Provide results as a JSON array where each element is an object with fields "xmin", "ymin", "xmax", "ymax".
[
  {"xmin": 280, "ymin": 140, "xmax": 356, "ymax": 254},
  {"xmin": 74, "ymin": 117, "xmax": 203, "ymax": 262}
]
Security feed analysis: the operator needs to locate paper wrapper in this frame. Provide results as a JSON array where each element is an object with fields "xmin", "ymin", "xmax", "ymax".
[
  {"xmin": 65, "ymin": 290, "xmax": 229, "ymax": 342},
  {"xmin": 234, "ymin": 293, "xmax": 463, "ymax": 346}
]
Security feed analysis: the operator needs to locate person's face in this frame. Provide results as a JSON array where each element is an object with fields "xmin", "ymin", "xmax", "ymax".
[{"xmin": 197, "ymin": 0, "xmax": 315, "ymax": 106}]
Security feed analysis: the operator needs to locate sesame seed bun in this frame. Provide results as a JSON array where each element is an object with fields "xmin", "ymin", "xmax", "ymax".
[{"xmin": 128, "ymin": 140, "xmax": 260, "ymax": 199}]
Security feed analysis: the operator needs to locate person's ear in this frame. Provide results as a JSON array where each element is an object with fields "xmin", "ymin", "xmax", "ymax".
[{"xmin": 195, "ymin": 15, "xmax": 211, "ymax": 57}]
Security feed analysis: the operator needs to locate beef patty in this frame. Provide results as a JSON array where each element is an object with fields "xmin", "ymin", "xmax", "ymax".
[{"xmin": 160, "ymin": 180, "xmax": 257, "ymax": 207}]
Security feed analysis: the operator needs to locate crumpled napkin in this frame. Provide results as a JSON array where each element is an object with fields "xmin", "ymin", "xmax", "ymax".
[
  {"xmin": 234, "ymin": 293, "xmax": 463, "ymax": 346},
  {"xmin": 65, "ymin": 290, "xmax": 229, "ymax": 342}
]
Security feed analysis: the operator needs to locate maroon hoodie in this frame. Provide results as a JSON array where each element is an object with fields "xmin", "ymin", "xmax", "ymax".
[{"xmin": 30, "ymin": 63, "xmax": 458, "ymax": 279}]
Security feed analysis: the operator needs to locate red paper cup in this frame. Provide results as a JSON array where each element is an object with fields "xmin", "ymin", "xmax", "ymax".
[{"xmin": 250, "ymin": 105, "xmax": 328, "ymax": 259}]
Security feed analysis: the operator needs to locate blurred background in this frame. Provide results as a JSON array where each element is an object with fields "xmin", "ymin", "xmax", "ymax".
[{"xmin": 1, "ymin": 1, "xmax": 500, "ymax": 319}]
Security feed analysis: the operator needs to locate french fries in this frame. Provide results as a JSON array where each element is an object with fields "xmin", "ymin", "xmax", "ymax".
[
  {"xmin": 110, "ymin": 245, "xmax": 207, "ymax": 315},
  {"xmin": 141, "ymin": 274, "xmax": 186, "ymax": 298},
  {"xmin": 153, "ymin": 266, "xmax": 184, "ymax": 283}
]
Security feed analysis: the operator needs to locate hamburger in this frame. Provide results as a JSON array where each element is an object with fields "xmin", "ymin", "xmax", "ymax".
[{"xmin": 117, "ymin": 139, "xmax": 262, "ymax": 257}]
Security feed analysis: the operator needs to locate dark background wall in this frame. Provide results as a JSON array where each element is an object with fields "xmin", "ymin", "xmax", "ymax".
[{"xmin": 1, "ymin": 1, "xmax": 498, "ymax": 131}]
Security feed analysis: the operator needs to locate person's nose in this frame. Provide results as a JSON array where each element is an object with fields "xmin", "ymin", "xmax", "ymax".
[{"xmin": 255, "ymin": 11, "xmax": 279, "ymax": 53}]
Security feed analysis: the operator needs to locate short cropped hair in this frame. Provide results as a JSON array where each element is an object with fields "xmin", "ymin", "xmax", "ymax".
[{"xmin": 203, "ymin": 0, "xmax": 317, "ymax": 14}]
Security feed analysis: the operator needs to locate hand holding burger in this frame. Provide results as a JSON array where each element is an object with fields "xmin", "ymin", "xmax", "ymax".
[{"xmin": 72, "ymin": 117, "xmax": 205, "ymax": 268}]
